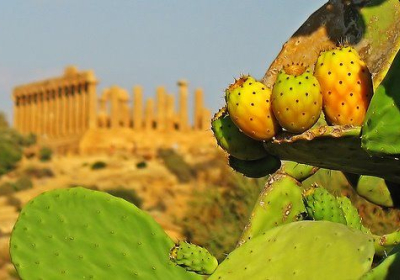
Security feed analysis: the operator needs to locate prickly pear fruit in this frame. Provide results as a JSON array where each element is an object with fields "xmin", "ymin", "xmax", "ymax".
[
  {"xmin": 314, "ymin": 46, "xmax": 373, "ymax": 125},
  {"xmin": 303, "ymin": 186, "xmax": 347, "ymax": 224},
  {"xmin": 228, "ymin": 154, "xmax": 280, "ymax": 178},
  {"xmin": 271, "ymin": 64, "xmax": 322, "ymax": 133},
  {"xmin": 225, "ymin": 75, "xmax": 280, "ymax": 140},
  {"xmin": 211, "ymin": 107, "xmax": 268, "ymax": 160},
  {"xmin": 169, "ymin": 241, "xmax": 218, "ymax": 275},
  {"xmin": 210, "ymin": 221, "xmax": 374, "ymax": 280}
]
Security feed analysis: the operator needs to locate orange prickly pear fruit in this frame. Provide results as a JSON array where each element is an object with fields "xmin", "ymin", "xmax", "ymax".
[
  {"xmin": 225, "ymin": 75, "xmax": 280, "ymax": 141},
  {"xmin": 271, "ymin": 63, "xmax": 322, "ymax": 133},
  {"xmin": 314, "ymin": 46, "xmax": 373, "ymax": 126}
]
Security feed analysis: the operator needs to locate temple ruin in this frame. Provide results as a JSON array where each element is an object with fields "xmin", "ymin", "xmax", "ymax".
[{"xmin": 12, "ymin": 66, "xmax": 212, "ymax": 154}]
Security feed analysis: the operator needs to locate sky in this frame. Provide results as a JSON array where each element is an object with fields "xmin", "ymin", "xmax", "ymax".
[{"xmin": 0, "ymin": 0, "xmax": 326, "ymax": 125}]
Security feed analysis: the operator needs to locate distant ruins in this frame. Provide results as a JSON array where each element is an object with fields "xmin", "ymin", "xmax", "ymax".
[{"xmin": 12, "ymin": 66, "xmax": 212, "ymax": 154}]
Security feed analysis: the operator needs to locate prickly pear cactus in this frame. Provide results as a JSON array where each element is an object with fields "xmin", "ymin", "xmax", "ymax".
[
  {"xmin": 228, "ymin": 154, "xmax": 280, "ymax": 178},
  {"xmin": 238, "ymin": 174, "xmax": 305, "ymax": 246},
  {"xmin": 211, "ymin": 107, "xmax": 268, "ymax": 160},
  {"xmin": 10, "ymin": 188, "xmax": 202, "ymax": 280},
  {"xmin": 303, "ymin": 186, "xmax": 347, "ymax": 224},
  {"xmin": 210, "ymin": 221, "xmax": 375, "ymax": 280},
  {"xmin": 169, "ymin": 241, "xmax": 218, "ymax": 275}
]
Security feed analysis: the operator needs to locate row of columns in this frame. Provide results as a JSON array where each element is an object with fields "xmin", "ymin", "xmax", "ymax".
[
  {"xmin": 14, "ymin": 84, "xmax": 96, "ymax": 137},
  {"xmin": 13, "ymin": 66, "xmax": 98, "ymax": 138},
  {"xmin": 98, "ymin": 80, "xmax": 210, "ymax": 132}
]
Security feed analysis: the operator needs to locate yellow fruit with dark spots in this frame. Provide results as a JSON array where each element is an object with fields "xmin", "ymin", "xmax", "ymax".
[
  {"xmin": 225, "ymin": 75, "xmax": 280, "ymax": 141},
  {"xmin": 314, "ymin": 46, "xmax": 373, "ymax": 125}
]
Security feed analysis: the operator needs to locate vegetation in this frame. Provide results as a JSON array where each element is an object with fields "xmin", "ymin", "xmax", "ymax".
[
  {"xmin": 104, "ymin": 188, "xmax": 143, "ymax": 208},
  {"xmin": 157, "ymin": 148, "xmax": 195, "ymax": 183},
  {"xmin": 136, "ymin": 161, "xmax": 147, "ymax": 169},
  {"xmin": 91, "ymin": 161, "xmax": 107, "ymax": 170},
  {"xmin": 38, "ymin": 146, "xmax": 53, "ymax": 162},
  {"xmin": 0, "ymin": 176, "xmax": 33, "ymax": 196},
  {"xmin": 180, "ymin": 170, "xmax": 265, "ymax": 261},
  {"xmin": 0, "ymin": 113, "xmax": 37, "ymax": 176}
]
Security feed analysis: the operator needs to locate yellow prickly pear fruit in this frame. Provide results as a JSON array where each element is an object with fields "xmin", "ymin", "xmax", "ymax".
[
  {"xmin": 314, "ymin": 46, "xmax": 373, "ymax": 126},
  {"xmin": 225, "ymin": 75, "xmax": 280, "ymax": 141},
  {"xmin": 271, "ymin": 64, "xmax": 322, "ymax": 133}
]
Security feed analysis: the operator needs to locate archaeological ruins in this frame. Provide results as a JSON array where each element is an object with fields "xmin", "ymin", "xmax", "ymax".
[{"xmin": 12, "ymin": 66, "xmax": 213, "ymax": 155}]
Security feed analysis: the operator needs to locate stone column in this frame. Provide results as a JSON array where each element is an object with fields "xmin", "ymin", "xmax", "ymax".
[
  {"xmin": 54, "ymin": 90, "xmax": 60, "ymax": 137},
  {"xmin": 65, "ymin": 87, "xmax": 70, "ymax": 135},
  {"xmin": 48, "ymin": 90, "xmax": 55, "ymax": 137},
  {"xmin": 132, "ymin": 86, "xmax": 143, "ymax": 130},
  {"xmin": 60, "ymin": 88, "xmax": 67, "ymax": 136},
  {"xmin": 166, "ymin": 93, "xmax": 175, "ymax": 131},
  {"xmin": 156, "ymin": 86, "xmax": 166, "ymax": 131},
  {"xmin": 81, "ymin": 85, "xmax": 88, "ymax": 131},
  {"xmin": 74, "ymin": 86, "xmax": 81, "ymax": 133},
  {"xmin": 31, "ymin": 94, "xmax": 37, "ymax": 134},
  {"xmin": 194, "ymin": 88, "xmax": 204, "ymax": 130},
  {"xmin": 202, "ymin": 108, "xmax": 211, "ymax": 131},
  {"xmin": 43, "ymin": 91, "xmax": 49, "ymax": 136},
  {"xmin": 178, "ymin": 80, "xmax": 189, "ymax": 131},
  {"xmin": 87, "ymin": 72, "xmax": 98, "ymax": 129},
  {"xmin": 37, "ymin": 92, "xmax": 43, "ymax": 135},
  {"xmin": 69, "ymin": 88, "xmax": 76, "ymax": 135},
  {"xmin": 145, "ymin": 98, "xmax": 154, "ymax": 130},
  {"xmin": 109, "ymin": 87, "xmax": 120, "ymax": 129}
]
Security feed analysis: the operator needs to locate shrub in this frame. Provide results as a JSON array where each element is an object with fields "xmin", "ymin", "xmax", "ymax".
[
  {"xmin": 180, "ymin": 171, "xmax": 264, "ymax": 261},
  {"xmin": 13, "ymin": 176, "xmax": 33, "ymax": 192},
  {"xmin": 91, "ymin": 161, "xmax": 107, "ymax": 170},
  {"xmin": 23, "ymin": 167, "xmax": 54, "ymax": 178},
  {"xmin": 0, "ymin": 141, "xmax": 22, "ymax": 176},
  {"xmin": 38, "ymin": 147, "xmax": 53, "ymax": 162},
  {"xmin": 105, "ymin": 188, "xmax": 143, "ymax": 208},
  {"xmin": 0, "ymin": 176, "xmax": 33, "ymax": 195},
  {"xmin": 157, "ymin": 148, "xmax": 195, "ymax": 183},
  {"xmin": 136, "ymin": 161, "xmax": 147, "ymax": 169}
]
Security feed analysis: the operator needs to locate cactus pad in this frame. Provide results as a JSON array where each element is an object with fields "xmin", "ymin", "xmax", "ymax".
[
  {"xmin": 211, "ymin": 221, "xmax": 375, "ymax": 280},
  {"xmin": 169, "ymin": 241, "xmax": 218, "ymax": 275},
  {"xmin": 264, "ymin": 125, "xmax": 400, "ymax": 183},
  {"xmin": 228, "ymin": 155, "xmax": 281, "ymax": 178},
  {"xmin": 238, "ymin": 174, "xmax": 305, "ymax": 245},
  {"xmin": 303, "ymin": 186, "xmax": 347, "ymax": 225},
  {"xmin": 10, "ymin": 187, "xmax": 201, "ymax": 280}
]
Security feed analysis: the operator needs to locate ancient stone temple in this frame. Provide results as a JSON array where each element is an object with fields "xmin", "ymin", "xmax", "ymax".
[{"xmin": 12, "ymin": 66, "xmax": 212, "ymax": 154}]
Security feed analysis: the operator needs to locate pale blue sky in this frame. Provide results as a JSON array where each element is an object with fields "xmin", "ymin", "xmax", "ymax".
[{"xmin": 0, "ymin": 1, "xmax": 326, "ymax": 124}]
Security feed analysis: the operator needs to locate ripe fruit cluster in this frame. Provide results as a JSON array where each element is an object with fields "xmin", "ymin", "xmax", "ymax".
[{"xmin": 223, "ymin": 45, "xmax": 373, "ymax": 142}]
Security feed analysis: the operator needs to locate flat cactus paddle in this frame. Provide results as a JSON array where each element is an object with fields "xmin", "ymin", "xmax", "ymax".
[{"xmin": 10, "ymin": 187, "xmax": 202, "ymax": 280}]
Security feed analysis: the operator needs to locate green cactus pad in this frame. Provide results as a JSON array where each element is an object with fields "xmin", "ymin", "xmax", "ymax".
[
  {"xmin": 211, "ymin": 107, "xmax": 268, "ymax": 160},
  {"xmin": 264, "ymin": 125, "xmax": 400, "ymax": 183},
  {"xmin": 356, "ymin": 176, "xmax": 395, "ymax": 208},
  {"xmin": 10, "ymin": 187, "xmax": 202, "ymax": 280},
  {"xmin": 169, "ymin": 241, "xmax": 218, "ymax": 275},
  {"xmin": 238, "ymin": 174, "xmax": 305, "ymax": 246},
  {"xmin": 337, "ymin": 196, "xmax": 370, "ymax": 234},
  {"xmin": 362, "ymin": 48, "xmax": 400, "ymax": 157},
  {"xmin": 280, "ymin": 161, "xmax": 318, "ymax": 181},
  {"xmin": 211, "ymin": 221, "xmax": 375, "ymax": 280},
  {"xmin": 361, "ymin": 244, "xmax": 400, "ymax": 280},
  {"xmin": 228, "ymin": 155, "xmax": 280, "ymax": 178},
  {"xmin": 303, "ymin": 186, "xmax": 347, "ymax": 225}
]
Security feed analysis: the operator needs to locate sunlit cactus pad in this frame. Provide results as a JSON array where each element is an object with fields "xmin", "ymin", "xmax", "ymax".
[
  {"xmin": 10, "ymin": 187, "xmax": 201, "ymax": 280},
  {"xmin": 264, "ymin": 125, "xmax": 400, "ymax": 183},
  {"xmin": 210, "ymin": 221, "xmax": 374, "ymax": 280}
]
